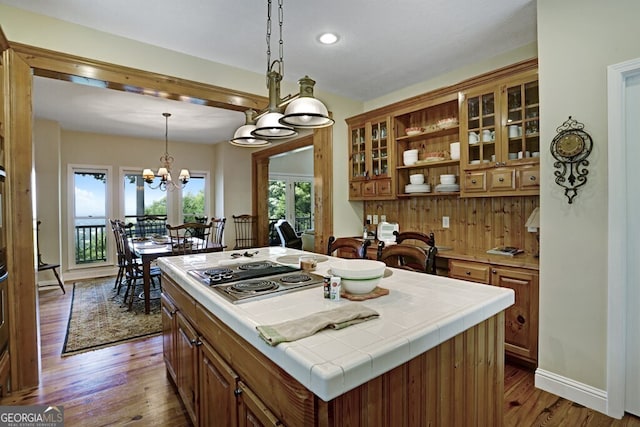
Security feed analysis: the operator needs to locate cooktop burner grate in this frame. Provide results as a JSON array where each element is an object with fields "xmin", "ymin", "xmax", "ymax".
[
  {"xmin": 238, "ymin": 261, "xmax": 273, "ymax": 270},
  {"xmin": 230, "ymin": 280, "xmax": 279, "ymax": 293},
  {"xmin": 279, "ymin": 273, "xmax": 312, "ymax": 284}
]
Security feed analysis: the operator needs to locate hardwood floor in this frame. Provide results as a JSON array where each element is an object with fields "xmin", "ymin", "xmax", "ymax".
[{"xmin": 2, "ymin": 286, "xmax": 639, "ymax": 426}]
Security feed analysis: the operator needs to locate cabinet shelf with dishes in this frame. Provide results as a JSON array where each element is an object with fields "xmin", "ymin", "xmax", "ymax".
[
  {"xmin": 347, "ymin": 116, "xmax": 394, "ymax": 200},
  {"xmin": 394, "ymin": 95, "xmax": 461, "ymax": 198},
  {"xmin": 460, "ymin": 70, "xmax": 540, "ymax": 197}
]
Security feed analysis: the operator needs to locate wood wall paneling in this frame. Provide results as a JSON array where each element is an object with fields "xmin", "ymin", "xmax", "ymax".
[{"xmin": 366, "ymin": 195, "xmax": 539, "ymax": 254}]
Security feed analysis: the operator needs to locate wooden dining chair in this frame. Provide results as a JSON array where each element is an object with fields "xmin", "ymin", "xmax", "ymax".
[
  {"xmin": 135, "ymin": 215, "xmax": 168, "ymax": 237},
  {"xmin": 377, "ymin": 242, "xmax": 433, "ymax": 274},
  {"xmin": 392, "ymin": 231, "xmax": 438, "ymax": 274},
  {"xmin": 117, "ymin": 222, "xmax": 162, "ymax": 310},
  {"xmin": 36, "ymin": 221, "xmax": 65, "ymax": 294},
  {"xmin": 327, "ymin": 236, "xmax": 371, "ymax": 259},
  {"xmin": 166, "ymin": 222, "xmax": 213, "ymax": 255}
]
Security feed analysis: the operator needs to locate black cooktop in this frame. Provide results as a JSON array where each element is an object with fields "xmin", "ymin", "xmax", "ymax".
[{"xmin": 188, "ymin": 261, "xmax": 300, "ymax": 286}]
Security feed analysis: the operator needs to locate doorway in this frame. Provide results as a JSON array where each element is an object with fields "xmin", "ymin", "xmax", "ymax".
[{"xmin": 607, "ymin": 57, "xmax": 640, "ymax": 418}]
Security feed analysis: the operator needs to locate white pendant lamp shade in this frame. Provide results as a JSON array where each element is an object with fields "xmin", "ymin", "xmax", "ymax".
[
  {"xmin": 280, "ymin": 76, "xmax": 335, "ymax": 128},
  {"xmin": 230, "ymin": 110, "xmax": 271, "ymax": 147},
  {"xmin": 252, "ymin": 111, "xmax": 298, "ymax": 139}
]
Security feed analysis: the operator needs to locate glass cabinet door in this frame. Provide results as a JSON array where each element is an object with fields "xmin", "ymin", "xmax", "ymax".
[
  {"xmin": 505, "ymin": 80, "xmax": 540, "ymax": 161},
  {"xmin": 465, "ymin": 89, "xmax": 498, "ymax": 165},
  {"xmin": 370, "ymin": 119, "xmax": 389, "ymax": 177},
  {"xmin": 350, "ymin": 125, "xmax": 366, "ymax": 179}
]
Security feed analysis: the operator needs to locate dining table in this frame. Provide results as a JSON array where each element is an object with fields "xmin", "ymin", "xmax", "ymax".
[{"xmin": 130, "ymin": 236, "xmax": 224, "ymax": 314}]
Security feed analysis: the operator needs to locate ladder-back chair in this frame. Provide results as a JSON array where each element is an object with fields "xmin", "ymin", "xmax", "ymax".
[
  {"xmin": 327, "ymin": 236, "xmax": 371, "ymax": 259},
  {"xmin": 232, "ymin": 214, "xmax": 257, "ymax": 250},
  {"xmin": 36, "ymin": 220, "xmax": 65, "ymax": 294}
]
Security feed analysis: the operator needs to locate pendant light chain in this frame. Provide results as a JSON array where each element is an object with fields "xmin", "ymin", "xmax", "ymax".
[{"xmin": 265, "ymin": 0, "xmax": 285, "ymax": 87}]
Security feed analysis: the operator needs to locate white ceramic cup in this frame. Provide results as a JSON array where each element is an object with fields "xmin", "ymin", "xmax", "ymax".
[
  {"xmin": 450, "ymin": 142, "xmax": 460, "ymax": 160},
  {"xmin": 532, "ymin": 151, "xmax": 540, "ymax": 158},
  {"xmin": 508, "ymin": 152, "xmax": 518, "ymax": 160},
  {"xmin": 508, "ymin": 125, "xmax": 520, "ymax": 138},
  {"xmin": 482, "ymin": 129, "xmax": 495, "ymax": 142},
  {"xmin": 468, "ymin": 132, "xmax": 479, "ymax": 144},
  {"xmin": 518, "ymin": 151, "xmax": 531, "ymax": 159}
]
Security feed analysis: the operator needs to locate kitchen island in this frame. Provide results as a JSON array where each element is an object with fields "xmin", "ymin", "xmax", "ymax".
[{"xmin": 158, "ymin": 247, "xmax": 514, "ymax": 426}]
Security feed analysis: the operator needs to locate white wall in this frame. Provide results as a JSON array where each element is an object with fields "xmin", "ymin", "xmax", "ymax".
[
  {"xmin": 536, "ymin": 0, "xmax": 640, "ymax": 412},
  {"xmin": 0, "ymin": 4, "xmax": 365, "ymax": 240}
]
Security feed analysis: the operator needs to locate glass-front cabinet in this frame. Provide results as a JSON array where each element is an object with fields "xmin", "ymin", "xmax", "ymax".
[
  {"xmin": 347, "ymin": 116, "xmax": 393, "ymax": 200},
  {"xmin": 460, "ymin": 69, "xmax": 540, "ymax": 197}
]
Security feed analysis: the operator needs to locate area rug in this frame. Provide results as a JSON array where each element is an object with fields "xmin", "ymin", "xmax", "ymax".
[{"xmin": 62, "ymin": 276, "xmax": 161, "ymax": 356}]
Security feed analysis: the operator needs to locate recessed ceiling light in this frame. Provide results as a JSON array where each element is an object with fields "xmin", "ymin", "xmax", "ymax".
[{"xmin": 318, "ymin": 33, "xmax": 339, "ymax": 45}]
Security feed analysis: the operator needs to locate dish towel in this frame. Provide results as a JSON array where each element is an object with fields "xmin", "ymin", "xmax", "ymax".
[{"xmin": 256, "ymin": 303, "xmax": 379, "ymax": 346}]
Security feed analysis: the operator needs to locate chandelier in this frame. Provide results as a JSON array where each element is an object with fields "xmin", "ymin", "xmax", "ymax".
[
  {"xmin": 230, "ymin": 0, "xmax": 334, "ymax": 147},
  {"xmin": 142, "ymin": 112, "xmax": 190, "ymax": 191}
]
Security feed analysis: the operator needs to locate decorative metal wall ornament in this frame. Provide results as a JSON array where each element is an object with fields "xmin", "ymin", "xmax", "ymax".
[{"xmin": 550, "ymin": 116, "xmax": 593, "ymax": 204}]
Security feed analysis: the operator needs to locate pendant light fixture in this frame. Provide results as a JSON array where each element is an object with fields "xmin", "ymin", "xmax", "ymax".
[
  {"xmin": 142, "ymin": 113, "xmax": 190, "ymax": 191},
  {"xmin": 230, "ymin": 110, "xmax": 271, "ymax": 147},
  {"xmin": 230, "ymin": 0, "xmax": 334, "ymax": 146}
]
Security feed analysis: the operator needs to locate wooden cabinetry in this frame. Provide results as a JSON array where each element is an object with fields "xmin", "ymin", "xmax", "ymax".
[
  {"xmin": 394, "ymin": 94, "xmax": 461, "ymax": 198},
  {"xmin": 162, "ymin": 277, "xmax": 281, "ymax": 427},
  {"xmin": 347, "ymin": 116, "xmax": 394, "ymax": 200},
  {"xmin": 449, "ymin": 260, "xmax": 538, "ymax": 366},
  {"xmin": 460, "ymin": 69, "xmax": 540, "ymax": 197}
]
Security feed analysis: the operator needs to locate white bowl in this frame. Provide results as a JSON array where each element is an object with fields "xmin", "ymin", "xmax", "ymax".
[
  {"xmin": 409, "ymin": 174, "xmax": 425, "ymax": 185},
  {"xmin": 440, "ymin": 174, "xmax": 456, "ymax": 185},
  {"xmin": 341, "ymin": 276, "xmax": 382, "ymax": 295},
  {"xmin": 330, "ymin": 259, "xmax": 386, "ymax": 280}
]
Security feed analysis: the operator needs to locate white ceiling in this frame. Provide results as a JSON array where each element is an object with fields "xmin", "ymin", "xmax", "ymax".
[{"xmin": 2, "ymin": 0, "xmax": 537, "ymax": 144}]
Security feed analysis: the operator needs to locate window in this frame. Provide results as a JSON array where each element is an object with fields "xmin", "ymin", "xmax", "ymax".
[
  {"xmin": 181, "ymin": 174, "xmax": 207, "ymax": 223},
  {"xmin": 70, "ymin": 166, "xmax": 110, "ymax": 267},
  {"xmin": 123, "ymin": 172, "xmax": 168, "ymax": 230}
]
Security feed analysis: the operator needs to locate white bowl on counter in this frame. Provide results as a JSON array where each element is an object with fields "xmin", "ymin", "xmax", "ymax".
[
  {"xmin": 331, "ymin": 259, "xmax": 386, "ymax": 280},
  {"xmin": 341, "ymin": 276, "xmax": 382, "ymax": 295}
]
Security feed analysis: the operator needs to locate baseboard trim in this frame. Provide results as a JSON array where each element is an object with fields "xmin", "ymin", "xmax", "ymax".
[
  {"xmin": 63, "ymin": 266, "xmax": 118, "ymax": 282},
  {"xmin": 535, "ymin": 368, "xmax": 608, "ymax": 415}
]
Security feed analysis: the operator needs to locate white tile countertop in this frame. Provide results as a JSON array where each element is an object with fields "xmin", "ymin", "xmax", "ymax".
[{"xmin": 158, "ymin": 247, "xmax": 514, "ymax": 402}]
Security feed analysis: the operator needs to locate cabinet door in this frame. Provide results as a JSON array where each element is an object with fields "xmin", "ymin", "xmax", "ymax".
[
  {"xmin": 370, "ymin": 117, "xmax": 390, "ymax": 178},
  {"xmin": 349, "ymin": 124, "xmax": 367, "ymax": 180},
  {"xmin": 161, "ymin": 293, "xmax": 177, "ymax": 382},
  {"xmin": 176, "ymin": 311, "xmax": 199, "ymax": 425},
  {"xmin": 502, "ymin": 76, "xmax": 540, "ymax": 162},
  {"xmin": 199, "ymin": 339, "xmax": 239, "ymax": 427},
  {"xmin": 237, "ymin": 381, "xmax": 281, "ymax": 427},
  {"xmin": 461, "ymin": 85, "xmax": 500, "ymax": 166},
  {"xmin": 491, "ymin": 267, "xmax": 539, "ymax": 365}
]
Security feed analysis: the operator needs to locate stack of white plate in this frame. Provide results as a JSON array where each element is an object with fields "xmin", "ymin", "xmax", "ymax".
[
  {"xmin": 405, "ymin": 183, "xmax": 431, "ymax": 193},
  {"xmin": 435, "ymin": 183, "xmax": 460, "ymax": 192}
]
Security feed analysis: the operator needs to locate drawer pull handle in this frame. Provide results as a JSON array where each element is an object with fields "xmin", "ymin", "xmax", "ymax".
[
  {"xmin": 530, "ymin": 176, "xmax": 537, "ymax": 181},
  {"xmin": 465, "ymin": 271, "xmax": 471, "ymax": 275},
  {"xmin": 517, "ymin": 315, "xmax": 526, "ymax": 324},
  {"xmin": 499, "ymin": 177, "xmax": 504, "ymax": 182},
  {"xmin": 471, "ymin": 179, "xmax": 477, "ymax": 184}
]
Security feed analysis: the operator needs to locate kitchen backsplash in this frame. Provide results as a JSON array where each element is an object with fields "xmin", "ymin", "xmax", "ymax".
[{"xmin": 365, "ymin": 195, "xmax": 539, "ymax": 254}]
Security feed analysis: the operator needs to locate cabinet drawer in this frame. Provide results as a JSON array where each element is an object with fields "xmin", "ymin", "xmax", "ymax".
[
  {"xmin": 449, "ymin": 260, "xmax": 490, "ymax": 284},
  {"xmin": 488, "ymin": 168, "xmax": 515, "ymax": 191},
  {"xmin": 363, "ymin": 181, "xmax": 376, "ymax": 197},
  {"xmin": 377, "ymin": 179, "xmax": 392, "ymax": 196},
  {"xmin": 519, "ymin": 166, "xmax": 540, "ymax": 190},
  {"xmin": 349, "ymin": 181, "xmax": 362, "ymax": 199},
  {"xmin": 463, "ymin": 171, "xmax": 486, "ymax": 192}
]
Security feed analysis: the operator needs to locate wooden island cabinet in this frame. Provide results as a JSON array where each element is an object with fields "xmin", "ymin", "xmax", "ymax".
[{"xmin": 158, "ymin": 249, "xmax": 514, "ymax": 427}]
